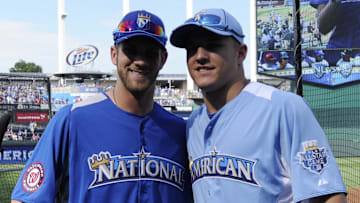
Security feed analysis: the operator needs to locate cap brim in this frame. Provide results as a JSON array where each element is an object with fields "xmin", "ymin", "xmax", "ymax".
[
  {"xmin": 115, "ymin": 32, "xmax": 166, "ymax": 49},
  {"xmin": 170, "ymin": 23, "xmax": 235, "ymax": 48}
]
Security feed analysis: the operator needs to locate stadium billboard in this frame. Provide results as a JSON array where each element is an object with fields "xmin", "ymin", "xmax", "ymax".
[
  {"xmin": 256, "ymin": 0, "xmax": 360, "ymax": 87},
  {"xmin": 66, "ymin": 45, "xmax": 99, "ymax": 67}
]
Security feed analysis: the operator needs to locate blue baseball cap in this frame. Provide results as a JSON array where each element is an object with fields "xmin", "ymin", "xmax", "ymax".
[
  {"xmin": 314, "ymin": 50, "xmax": 324, "ymax": 57},
  {"xmin": 170, "ymin": 8, "xmax": 245, "ymax": 48},
  {"xmin": 113, "ymin": 10, "xmax": 167, "ymax": 48},
  {"xmin": 341, "ymin": 49, "xmax": 352, "ymax": 56},
  {"xmin": 280, "ymin": 51, "xmax": 289, "ymax": 59}
]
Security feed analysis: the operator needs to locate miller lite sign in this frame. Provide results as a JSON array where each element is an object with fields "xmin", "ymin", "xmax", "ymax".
[{"xmin": 66, "ymin": 45, "xmax": 98, "ymax": 67}]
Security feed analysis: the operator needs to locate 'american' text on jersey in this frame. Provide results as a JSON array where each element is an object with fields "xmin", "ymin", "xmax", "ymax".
[{"xmin": 189, "ymin": 150, "xmax": 259, "ymax": 186}]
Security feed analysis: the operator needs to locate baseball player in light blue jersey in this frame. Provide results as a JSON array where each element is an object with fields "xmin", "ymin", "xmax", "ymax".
[
  {"xmin": 310, "ymin": 0, "xmax": 360, "ymax": 48},
  {"xmin": 170, "ymin": 8, "xmax": 347, "ymax": 203},
  {"xmin": 302, "ymin": 50, "xmax": 316, "ymax": 68},
  {"xmin": 11, "ymin": 10, "xmax": 193, "ymax": 203},
  {"xmin": 312, "ymin": 50, "xmax": 330, "ymax": 78},
  {"xmin": 278, "ymin": 51, "xmax": 294, "ymax": 69}
]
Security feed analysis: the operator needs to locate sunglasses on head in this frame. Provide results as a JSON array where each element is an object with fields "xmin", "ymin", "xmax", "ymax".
[
  {"xmin": 116, "ymin": 20, "xmax": 165, "ymax": 36},
  {"xmin": 186, "ymin": 14, "xmax": 244, "ymax": 38}
]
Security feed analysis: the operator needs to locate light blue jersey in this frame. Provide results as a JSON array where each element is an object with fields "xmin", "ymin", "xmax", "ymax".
[{"xmin": 186, "ymin": 82, "xmax": 346, "ymax": 203}]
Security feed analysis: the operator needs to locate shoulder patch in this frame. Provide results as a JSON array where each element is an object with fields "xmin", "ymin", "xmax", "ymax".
[
  {"xmin": 297, "ymin": 140, "xmax": 329, "ymax": 174},
  {"xmin": 22, "ymin": 162, "xmax": 45, "ymax": 193}
]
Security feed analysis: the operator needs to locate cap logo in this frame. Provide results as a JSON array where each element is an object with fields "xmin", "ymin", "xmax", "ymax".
[
  {"xmin": 137, "ymin": 13, "xmax": 151, "ymax": 29},
  {"xmin": 194, "ymin": 11, "xmax": 206, "ymax": 22}
]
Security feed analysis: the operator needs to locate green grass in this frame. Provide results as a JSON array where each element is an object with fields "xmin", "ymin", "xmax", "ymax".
[
  {"xmin": 0, "ymin": 164, "xmax": 24, "ymax": 202},
  {"xmin": 336, "ymin": 157, "xmax": 360, "ymax": 189}
]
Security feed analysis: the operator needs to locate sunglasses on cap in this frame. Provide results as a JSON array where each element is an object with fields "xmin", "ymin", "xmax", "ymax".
[
  {"xmin": 116, "ymin": 20, "xmax": 165, "ymax": 36},
  {"xmin": 185, "ymin": 14, "xmax": 245, "ymax": 38}
]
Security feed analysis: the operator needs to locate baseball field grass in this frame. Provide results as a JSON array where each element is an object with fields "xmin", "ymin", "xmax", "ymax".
[
  {"xmin": 0, "ymin": 164, "xmax": 24, "ymax": 202},
  {"xmin": 336, "ymin": 157, "xmax": 360, "ymax": 189}
]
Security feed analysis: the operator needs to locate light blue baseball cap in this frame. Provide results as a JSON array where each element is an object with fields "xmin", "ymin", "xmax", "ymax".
[
  {"xmin": 314, "ymin": 50, "xmax": 324, "ymax": 57},
  {"xmin": 170, "ymin": 8, "xmax": 245, "ymax": 48}
]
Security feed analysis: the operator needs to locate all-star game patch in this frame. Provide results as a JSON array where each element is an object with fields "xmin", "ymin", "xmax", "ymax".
[
  {"xmin": 22, "ymin": 162, "xmax": 45, "ymax": 193},
  {"xmin": 298, "ymin": 140, "xmax": 329, "ymax": 174}
]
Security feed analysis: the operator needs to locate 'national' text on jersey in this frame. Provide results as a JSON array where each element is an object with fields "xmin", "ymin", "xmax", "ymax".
[{"xmin": 88, "ymin": 149, "xmax": 185, "ymax": 191}]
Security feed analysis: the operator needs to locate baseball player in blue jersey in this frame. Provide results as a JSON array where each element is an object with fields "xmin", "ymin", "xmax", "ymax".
[
  {"xmin": 310, "ymin": 0, "xmax": 360, "ymax": 48},
  {"xmin": 170, "ymin": 8, "xmax": 347, "ymax": 203},
  {"xmin": 11, "ymin": 10, "xmax": 192, "ymax": 203}
]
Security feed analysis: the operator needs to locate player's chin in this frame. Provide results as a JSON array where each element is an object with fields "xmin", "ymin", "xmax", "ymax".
[
  {"xmin": 127, "ymin": 79, "xmax": 155, "ymax": 92},
  {"xmin": 194, "ymin": 80, "xmax": 218, "ymax": 92}
]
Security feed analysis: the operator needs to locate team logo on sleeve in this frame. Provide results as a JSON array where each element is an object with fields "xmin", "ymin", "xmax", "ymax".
[
  {"xmin": 298, "ymin": 140, "xmax": 328, "ymax": 174},
  {"xmin": 189, "ymin": 148, "xmax": 259, "ymax": 186},
  {"xmin": 22, "ymin": 162, "xmax": 45, "ymax": 193},
  {"xmin": 87, "ymin": 148, "xmax": 185, "ymax": 191}
]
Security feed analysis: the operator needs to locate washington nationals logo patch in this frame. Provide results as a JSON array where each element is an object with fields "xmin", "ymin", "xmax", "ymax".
[
  {"xmin": 298, "ymin": 140, "xmax": 328, "ymax": 174},
  {"xmin": 22, "ymin": 162, "xmax": 45, "ymax": 193}
]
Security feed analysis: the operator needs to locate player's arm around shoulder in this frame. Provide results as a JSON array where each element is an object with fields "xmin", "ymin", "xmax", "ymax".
[{"xmin": 307, "ymin": 193, "xmax": 347, "ymax": 203}]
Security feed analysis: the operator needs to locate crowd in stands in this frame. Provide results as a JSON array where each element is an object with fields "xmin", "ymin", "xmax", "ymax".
[
  {"xmin": 0, "ymin": 82, "xmax": 204, "ymax": 106},
  {"xmin": 1, "ymin": 83, "xmax": 203, "ymax": 142},
  {"xmin": 0, "ymin": 83, "xmax": 48, "ymax": 104},
  {"xmin": 257, "ymin": 5, "xmax": 326, "ymax": 50},
  {"xmin": 2, "ymin": 128, "xmax": 42, "ymax": 142},
  {"xmin": 257, "ymin": 9, "xmax": 294, "ymax": 50},
  {"xmin": 154, "ymin": 87, "xmax": 202, "ymax": 106},
  {"xmin": 2, "ymin": 120, "xmax": 43, "ymax": 142}
]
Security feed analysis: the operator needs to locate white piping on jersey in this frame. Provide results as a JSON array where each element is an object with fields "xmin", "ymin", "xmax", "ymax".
[
  {"xmin": 71, "ymin": 93, "xmax": 107, "ymax": 111},
  {"xmin": 243, "ymin": 82, "xmax": 277, "ymax": 101}
]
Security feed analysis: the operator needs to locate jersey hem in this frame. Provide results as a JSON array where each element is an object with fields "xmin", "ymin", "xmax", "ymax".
[{"xmin": 11, "ymin": 198, "xmax": 36, "ymax": 203}]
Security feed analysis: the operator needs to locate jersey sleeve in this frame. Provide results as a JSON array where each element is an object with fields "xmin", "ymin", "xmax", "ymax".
[
  {"xmin": 277, "ymin": 93, "xmax": 347, "ymax": 202},
  {"xmin": 11, "ymin": 105, "xmax": 72, "ymax": 203}
]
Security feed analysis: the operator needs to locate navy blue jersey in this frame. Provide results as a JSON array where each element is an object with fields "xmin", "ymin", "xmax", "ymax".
[
  {"xmin": 186, "ymin": 82, "xmax": 346, "ymax": 203},
  {"xmin": 310, "ymin": 0, "xmax": 360, "ymax": 48},
  {"xmin": 12, "ymin": 93, "xmax": 193, "ymax": 203}
]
